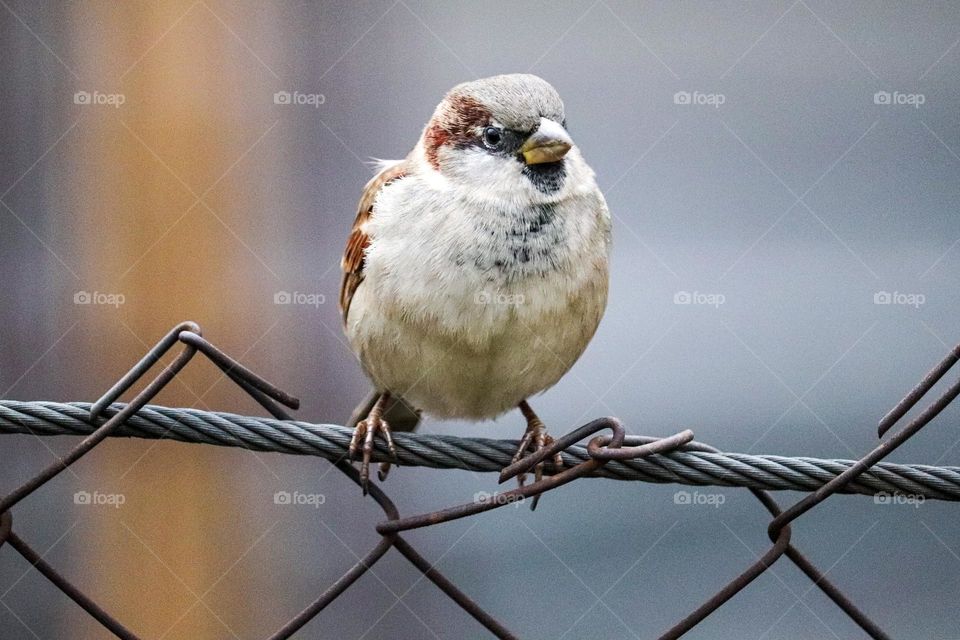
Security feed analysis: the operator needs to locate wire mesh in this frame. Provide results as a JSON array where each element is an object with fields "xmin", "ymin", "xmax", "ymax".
[{"xmin": 2, "ymin": 322, "xmax": 958, "ymax": 639}]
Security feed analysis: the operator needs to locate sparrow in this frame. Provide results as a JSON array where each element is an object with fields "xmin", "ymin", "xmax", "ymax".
[{"xmin": 340, "ymin": 74, "xmax": 611, "ymax": 500}]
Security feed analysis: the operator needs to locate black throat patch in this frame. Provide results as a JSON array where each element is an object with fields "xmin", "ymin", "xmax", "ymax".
[{"xmin": 522, "ymin": 161, "xmax": 566, "ymax": 195}]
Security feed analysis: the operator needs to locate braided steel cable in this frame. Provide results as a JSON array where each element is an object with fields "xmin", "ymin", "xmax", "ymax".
[{"xmin": 2, "ymin": 400, "xmax": 957, "ymax": 500}]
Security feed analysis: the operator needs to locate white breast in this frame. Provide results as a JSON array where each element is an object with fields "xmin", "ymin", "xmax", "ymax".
[{"xmin": 345, "ymin": 152, "xmax": 611, "ymax": 420}]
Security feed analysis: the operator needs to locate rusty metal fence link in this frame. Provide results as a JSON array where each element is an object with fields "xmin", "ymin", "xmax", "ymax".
[{"xmin": 1, "ymin": 321, "xmax": 958, "ymax": 639}]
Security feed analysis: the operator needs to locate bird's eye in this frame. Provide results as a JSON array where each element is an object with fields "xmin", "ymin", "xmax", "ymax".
[{"xmin": 482, "ymin": 126, "xmax": 503, "ymax": 149}]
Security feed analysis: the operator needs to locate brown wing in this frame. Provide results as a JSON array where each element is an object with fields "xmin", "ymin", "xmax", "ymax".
[{"xmin": 339, "ymin": 161, "xmax": 409, "ymax": 323}]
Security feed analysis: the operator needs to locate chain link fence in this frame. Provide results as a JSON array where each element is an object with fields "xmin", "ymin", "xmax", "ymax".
[{"xmin": 1, "ymin": 321, "xmax": 958, "ymax": 639}]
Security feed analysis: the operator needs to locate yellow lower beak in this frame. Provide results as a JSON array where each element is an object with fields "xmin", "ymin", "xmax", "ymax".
[{"xmin": 521, "ymin": 118, "xmax": 573, "ymax": 165}]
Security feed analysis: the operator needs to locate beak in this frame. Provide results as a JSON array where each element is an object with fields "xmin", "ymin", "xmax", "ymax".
[{"xmin": 521, "ymin": 117, "xmax": 573, "ymax": 165}]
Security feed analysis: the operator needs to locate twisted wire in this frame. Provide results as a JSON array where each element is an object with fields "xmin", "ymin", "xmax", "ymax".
[{"xmin": 2, "ymin": 400, "xmax": 957, "ymax": 500}]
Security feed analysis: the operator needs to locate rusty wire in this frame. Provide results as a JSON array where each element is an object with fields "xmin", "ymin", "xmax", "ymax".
[{"xmin": 1, "ymin": 322, "xmax": 958, "ymax": 639}]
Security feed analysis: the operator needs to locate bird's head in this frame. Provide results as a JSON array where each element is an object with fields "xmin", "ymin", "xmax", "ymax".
[{"xmin": 420, "ymin": 74, "xmax": 581, "ymax": 200}]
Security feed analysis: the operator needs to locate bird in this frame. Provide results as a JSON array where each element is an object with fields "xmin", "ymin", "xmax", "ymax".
[{"xmin": 340, "ymin": 73, "xmax": 611, "ymax": 501}]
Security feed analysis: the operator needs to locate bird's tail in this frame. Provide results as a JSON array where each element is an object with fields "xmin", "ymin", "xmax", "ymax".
[{"xmin": 347, "ymin": 389, "xmax": 421, "ymax": 433}]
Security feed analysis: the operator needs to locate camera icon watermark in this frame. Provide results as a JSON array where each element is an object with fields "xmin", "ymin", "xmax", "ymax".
[
  {"xmin": 74, "ymin": 490, "xmax": 126, "ymax": 508},
  {"xmin": 273, "ymin": 490, "xmax": 326, "ymax": 508},
  {"xmin": 475, "ymin": 290, "xmax": 525, "ymax": 306},
  {"xmin": 873, "ymin": 291, "xmax": 925, "ymax": 308},
  {"xmin": 673, "ymin": 290, "xmax": 725, "ymax": 308},
  {"xmin": 673, "ymin": 90, "xmax": 725, "ymax": 108},
  {"xmin": 73, "ymin": 90, "xmax": 125, "ymax": 108},
  {"xmin": 873, "ymin": 91, "xmax": 925, "ymax": 108},
  {"xmin": 274, "ymin": 90, "xmax": 325, "ymax": 108},
  {"xmin": 274, "ymin": 291, "xmax": 326, "ymax": 308},
  {"xmin": 473, "ymin": 490, "xmax": 525, "ymax": 507},
  {"xmin": 673, "ymin": 490, "xmax": 725, "ymax": 508},
  {"xmin": 74, "ymin": 290, "xmax": 126, "ymax": 308},
  {"xmin": 873, "ymin": 491, "xmax": 924, "ymax": 508}
]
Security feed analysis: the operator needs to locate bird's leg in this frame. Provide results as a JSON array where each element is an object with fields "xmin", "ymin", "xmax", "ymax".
[
  {"xmin": 512, "ymin": 400, "xmax": 564, "ymax": 510},
  {"xmin": 375, "ymin": 397, "xmax": 420, "ymax": 483},
  {"xmin": 348, "ymin": 392, "xmax": 398, "ymax": 494}
]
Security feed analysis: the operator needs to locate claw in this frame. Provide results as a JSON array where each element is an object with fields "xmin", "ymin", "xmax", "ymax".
[
  {"xmin": 348, "ymin": 393, "xmax": 397, "ymax": 495},
  {"xmin": 382, "ymin": 424, "xmax": 398, "ymax": 460},
  {"xmin": 510, "ymin": 401, "xmax": 561, "ymax": 511},
  {"xmin": 361, "ymin": 421, "xmax": 377, "ymax": 493},
  {"xmin": 376, "ymin": 418, "xmax": 399, "ymax": 483},
  {"xmin": 348, "ymin": 424, "xmax": 363, "ymax": 462},
  {"xmin": 511, "ymin": 428, "xmax": 537, "ymax": 489}
]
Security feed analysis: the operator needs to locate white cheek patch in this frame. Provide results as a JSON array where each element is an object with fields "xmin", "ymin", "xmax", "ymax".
[{"xmin": 441, "ymin": 147, "xmax": 544, "ymax": 205}]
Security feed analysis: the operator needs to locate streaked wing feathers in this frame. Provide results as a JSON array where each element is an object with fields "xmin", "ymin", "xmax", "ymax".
[{"xmin": 339, "ymin": 161, "xmax": 408, "ymax": 322}]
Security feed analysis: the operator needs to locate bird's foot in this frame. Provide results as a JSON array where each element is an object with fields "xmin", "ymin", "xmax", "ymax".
[
  {"xmin": 511, "ymin": 405, "xmax": 564, "ymax": 510},
  {"xmin": 348, "ymin": 402, "xmax": 397, "ymax": 495}
]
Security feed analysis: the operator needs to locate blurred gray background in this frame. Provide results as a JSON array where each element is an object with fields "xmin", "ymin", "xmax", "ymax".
[{"xmin": 1, "ymin": 1, "xmax": 959, "ymax": 638}]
